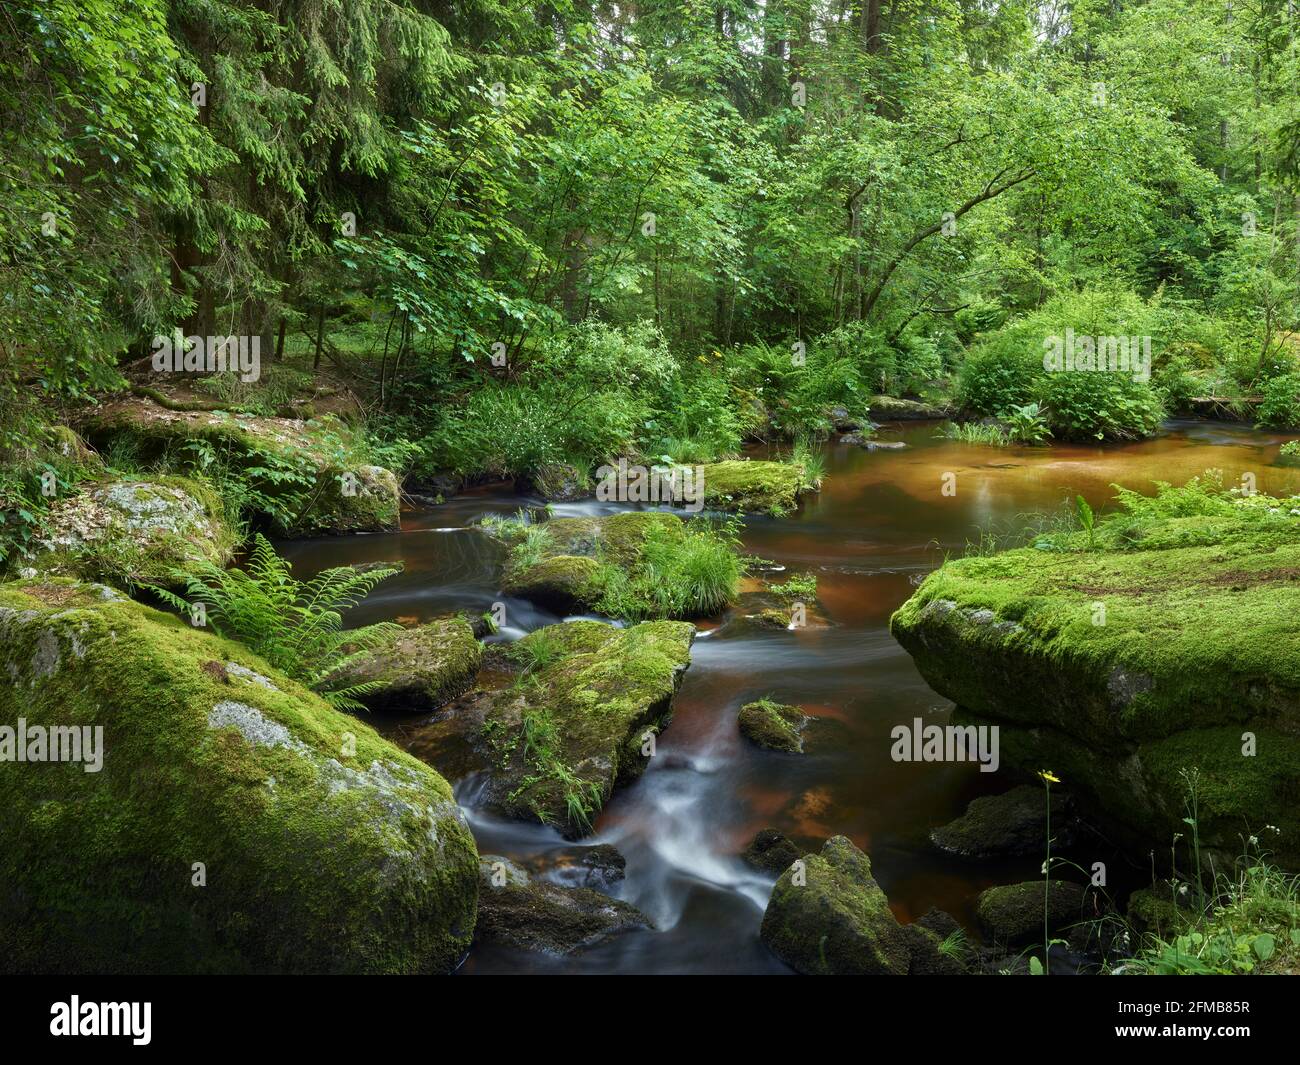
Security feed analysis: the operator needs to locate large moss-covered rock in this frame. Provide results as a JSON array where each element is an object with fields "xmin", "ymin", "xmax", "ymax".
[
  {"xmin": 326, "ymin": 615, "xmax": 482, "ymax": 711},
  {"xmin": 17, "ymin": 477, "xmax": 236, "ymax": 586},
  {"xmin": 696, "ymin": 459, "xmax": 807, "ymax": 514},
  {"xmin": 760, "ymin": 836, "xmax": 949, "ymax": 975},
  {"xmin": 79, "ymin": 395, "xmax": 398, "ymax": 534},
  {"xmin": 407, "ymin": 619, "xmax": 694, "ymax": 836},
  {"xmin": 502, "ymin": 554, "xmax": 604, "ymax": 614},
  {"xmin": 0, "ymin": 580, "xmax": 478, "ymax": 973},
  {"xmin": 475, "ymin": 856, "xmax": 650, "ymax": 954},
  {"xmin": 930, "ymin": 784, "xmax": 1071, "ymax": 860},
  {"xmin": 975, "ymin": 880, "xmax": 1088, "ymax": 947},
  {"xmin": 891, "ymin": 514, "xmax": 1300, "ymax": 868}
]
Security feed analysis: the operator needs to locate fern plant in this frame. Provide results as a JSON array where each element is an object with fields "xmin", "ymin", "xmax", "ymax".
[{"xmin": 149, "ymin": 534, "xmax": 402, "ymax": 710}]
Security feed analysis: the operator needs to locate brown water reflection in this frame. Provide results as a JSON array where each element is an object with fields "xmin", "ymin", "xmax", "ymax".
[{"xmin": 277, "ymin": 419, "xmax": 1300, "ymax": 974}]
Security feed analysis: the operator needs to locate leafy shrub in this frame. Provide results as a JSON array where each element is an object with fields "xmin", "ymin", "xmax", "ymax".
[
  {"xmin": 1036, "ymin": 370, "xmax": 1165, "ymax": 441},
  {"xmin": 150, "ymin": 534, "xmax": 402, "ymax": 710},
  {"xmin": 957, "ymin": 321, "xmax": 1046, "ymax": 415},
  {"xmin": 1257, "ymin": 373, "xmax": 1300, "ymax": 429}
]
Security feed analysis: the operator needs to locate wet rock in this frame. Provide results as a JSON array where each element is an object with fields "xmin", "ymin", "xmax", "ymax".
[
  {"xmin": 738, "ymin": 699, "xmax": 809, "ymax": 753},
  {"xmin": 867, "ymin": 395, "xmax": 953, "ymax": 420},
  {"xmin": 325, "ymin": 615, "xmax": 483, "ymax": 711},
  {"xmin": 534, "ymin": 843, "xmax": 627, "ymax": 890},
  {"xmin": 862, "ymin": 440, "xmax": 908, "ymax": 451},
  {"xmin": 828, "ymin": 406, "xmax": 872, "ymax": 432},
  {"xmin": 974, "ymin": 880, "xmax": 1089, "ymax": 947},
  {"xmin": 742, "ymin": 829, "xmax": 802, "ymax": 875},
  {"xmin": 476, "ymin": 856, "xmax": 650, "ymax": 955},
  {"xmin": 0, "ymin": 579, "xmax": 479, "ymax": 974},
  {"xmin": 761, "ymin": 836, "xmax": 924, "ymax": 975},
  {"xmin": 407, "ymin": 619, "xmax": 694, "ymax": 837},
  {"xmin": 502, "ymin": 554, "xmax": 603, "ymax": 614},
  {"xmin": 526, "ymin": 462, "xmax": 591, "ymax": 502},
  {"xmin": 25, "ymin": 477, "xmax": 235, "ymax": 586},
  {"xmin": 930, "ymin": 784, "xmax": 1072, "ymax": 859}
]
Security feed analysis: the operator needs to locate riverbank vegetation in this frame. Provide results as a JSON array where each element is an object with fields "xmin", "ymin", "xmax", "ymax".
[
  {"xmin": 9, "ymin": 1, "xmax": 1300, "ymax": 562},
  {"xmin": 5, "ymin": 0, "xmax": 1300, "ymax": 979}
]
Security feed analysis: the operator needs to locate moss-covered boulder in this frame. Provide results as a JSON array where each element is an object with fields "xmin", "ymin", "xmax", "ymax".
[
  {"xmin": 0, "ymin": 580, "xmax": 478, "ymax": 973},
  {"xmin": 760, "ymin": 836, "xmax": 950, "ymax": 975},
  {"xmin": 738, "ymin": 699, "xmax": 809, "ymax": 753},
  {"xmin": 407, "ymin": 619, "xmax": 694, "ymax": 836},
  {"xmin": 1126, "ymin": 887, "xmax": 1194, "ymax": 940},
  {"xmin": 696, "ymin": 459, "xmax": 807, "ymax": 514},
  {"xmin": 502, "ymin": 554, "xmax": 604, "ymax": 614},
  {"xmin": 930, "ymin": 785, "xmax": 1072, "ymax": 860},
  {"xmin": 475, "ymin": 856, "xmax": 650, "ymax": 954},
  {"xmin": 17, "ymin": 477, "xmax": 236, "ymax": 586},
  {"xmin": 495, "ymin": 510, "xmax": 739, "ymax": 619},
  {"xmin": 974, "ymin": 880, "xmax": 1088, "ymax": 947},
  {"xmin": 79, "ymin": 395, "xmax": 398, "ymax": 535},
  {"xmin": 326, "ymin": 615, "xmax": 483, "ymax": 711},
  {"xmin": 891, "ymin": 515, "xmax": 1300, "ymax": 868}
]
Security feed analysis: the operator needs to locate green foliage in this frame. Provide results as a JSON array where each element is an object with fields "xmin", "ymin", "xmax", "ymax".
[
  {"xmin": 593, "ymin": 518, "xmax": 744, "ymax": 621},
  {"xmin": 940, "ymin": 421, "xmax": 1011, "ymax": 447},
  {"xmin": 1004, "ymin": 403, "xmax": 1051, "ymax": 444},
  {"xmin": 148, "ymin": 534, "xmax": 402, "ymax": 710},
  {"xmin": 1257, "ymin": 373, "xmax": 1300, "ymax": 429},
  {"xmin": 1037, "ymin": 371, "xmax": 1165, "ymax": 442}
]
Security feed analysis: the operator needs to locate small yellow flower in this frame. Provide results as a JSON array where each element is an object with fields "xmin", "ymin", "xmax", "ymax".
[{"xmin": 1038, "ymin": 770, "xmax": 1061, "ymax": 784}]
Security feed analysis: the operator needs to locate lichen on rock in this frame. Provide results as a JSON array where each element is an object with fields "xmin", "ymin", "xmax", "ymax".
[
  {"xmin": 19, "ymin": 476, "xmax": 236, "ymax": 586},
  {"xmin": 0, "ymin": 579, "xmax": 479, "ymax": 974}
]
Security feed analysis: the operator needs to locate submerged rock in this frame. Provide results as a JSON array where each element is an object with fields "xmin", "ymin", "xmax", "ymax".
[
  {"xmin": 532, "ymin": 843, "xmax": 627, "ymax": 890},
  {"xmin": 476, "ymin": 856, "xmax": 650, "ymax": 954},
  {"xmin": 738, "ymin": 699, "xmax": 809, "ymax": 753},
  {"xmin": 742, "ymin": 829, "xmax": 802, "ymax": 875},
  {"xmin": 890, "ymin": 514, "xmax": 1300, "ymax": 868},
  {"xmin": 0, "ymin": 580, "xmax": 479, "ymax": 974},
  {"xmin": 760, "ymin": 836, "xmax": 962, "ymax": 975},
  {"xmin": 930, "ymin": 784, "xmax": 1072, "ymax": 860},
  {"xmin": 975, "ymin": 880, "xmax": 1089, "ymax": 947},
  {"xmin": 408, "ymin": 619, "xmax": 694, "ymax": 836},
  {"xmin": 79, "ymin": 396, "xmax": 399, "ymax": 534},
  {"xmin": 325, "ymin": 615, "xmax": 483, "ymax": 711},
  {"xmin": 22, "ymin": 477, "xmax": 236, "ymax": 586}
]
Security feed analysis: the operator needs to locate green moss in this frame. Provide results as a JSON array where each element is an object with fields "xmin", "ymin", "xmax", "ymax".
[
  {"xmin": 15, "ymin": 476, "xmax": 237, "ymax": 587},
  {"xmin": 473, "ymin": 619, "xmax": 695, "ymax": 835},
  {"xmin": 892, "ymin": 505, "xmax": 1300, "ymax": 866},
  {"xmin": 737, "ymin": 699, "xmax": 808, "ymax": 753},
  {"xmin": 974, "ymin": 880, "xmax": 1088, "ymax": 947},
  {"xmin": 759, "ymin": 836, "xmax": 912, "ymax": 975},
  {"xmin": 497, "ymin": 510, "xmax": 742, "ymax": 620},
  {"xmin": 326, "ymin": 615, "xmax": 483, "ymax": 710},
  {"xmin": 78, "ymin": 397, "xmax": 398, "ymax": 535},
  {"xmin": 0, "ymin": 580, "xmax": 478, "ymax": 973},
  {"xmin": 697, "ymin": 459, "xmax": 805, "ymax": 514}
]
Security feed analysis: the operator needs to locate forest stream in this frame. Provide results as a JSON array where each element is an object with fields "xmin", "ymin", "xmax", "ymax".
[{"xmin": 274, "ymin": 418, "xmax": 1300, "ymax": 975}]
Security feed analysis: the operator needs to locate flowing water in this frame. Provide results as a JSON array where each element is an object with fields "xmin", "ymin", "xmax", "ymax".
[{"xmin": 276, "ymin": 418, "xmax": 1300, "ymax": 974}]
